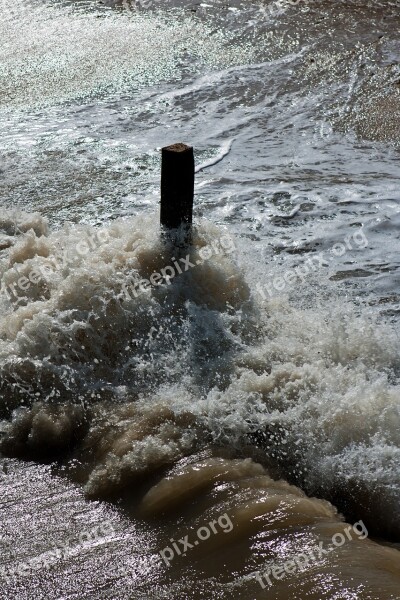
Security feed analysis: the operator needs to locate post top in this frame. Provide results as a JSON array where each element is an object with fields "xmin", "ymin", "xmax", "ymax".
[{"xmin": 162, "ymin": 142, "xmax": 192, "ymax": 153}]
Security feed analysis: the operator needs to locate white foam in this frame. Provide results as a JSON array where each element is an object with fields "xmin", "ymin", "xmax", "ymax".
[{"xmin": 0, "ymin": 212, "xmax": 399, "ymax": 537}]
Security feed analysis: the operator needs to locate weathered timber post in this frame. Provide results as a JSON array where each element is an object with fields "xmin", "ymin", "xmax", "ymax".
[{"xmin": 160, "ymin": 143, "xmax": 194, "ymax": 232}]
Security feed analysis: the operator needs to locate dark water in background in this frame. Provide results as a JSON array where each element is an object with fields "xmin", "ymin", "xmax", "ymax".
[{"xmin": 1, "ymin": 0, "xmax": 400, "ymax": 597}]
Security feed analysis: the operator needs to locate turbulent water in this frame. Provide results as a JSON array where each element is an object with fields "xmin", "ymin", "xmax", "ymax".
[{"xmin": 1, "ymin": 0, "xmax": 400, "ymax": 598}]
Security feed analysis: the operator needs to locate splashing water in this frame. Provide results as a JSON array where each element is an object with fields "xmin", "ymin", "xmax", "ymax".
[{"xmin": 1, "ymin": 0, "xmax": 400, "ymax": 597}]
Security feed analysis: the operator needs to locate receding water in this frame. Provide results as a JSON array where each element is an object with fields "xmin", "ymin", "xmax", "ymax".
[{"xmin": 1, "ymin": 0, "xmax": 400, "ymax": 598}]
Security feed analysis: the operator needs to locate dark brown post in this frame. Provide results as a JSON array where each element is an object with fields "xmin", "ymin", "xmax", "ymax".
[{"xmin": 160, "ymin": 143, "xmax": 194, "ymax": 229}]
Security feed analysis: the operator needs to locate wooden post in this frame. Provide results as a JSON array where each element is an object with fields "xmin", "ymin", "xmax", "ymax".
[{"xmin": 160, "ymin": 143, "xmax": 194, "ymax": 230}]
